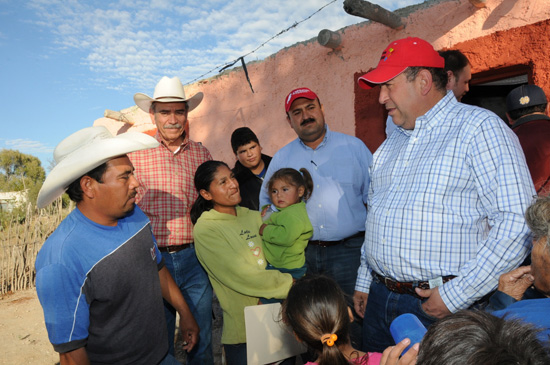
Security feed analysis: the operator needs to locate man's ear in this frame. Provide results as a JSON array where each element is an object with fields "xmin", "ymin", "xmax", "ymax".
[
  {"xmin": 81, "ymin": 176, "xmax": 96, "ymax": 199},
  {"xmin": 418, "ymin": 69, "xmax": 434, "ymax": 96},
  {"xmin": 149, "ymin": 107, "xmax": 156, "ymax": 124},
  {"xmin": 199, "ymin": 189, "xmax": 212, "ymax": 201},
  {"xmin": 446, "ymin": 70, "xmax": 455, "ymax": 89},
  {"xmin": 505, "ymin": 112, "xmax": 514, "ymax": 126}
]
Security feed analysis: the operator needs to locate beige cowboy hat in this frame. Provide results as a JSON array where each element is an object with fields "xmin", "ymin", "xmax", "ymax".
[
  {"xmin": 37, "ymin": 126, "xmax": 159, "ymax": 209},
  {"xmin": 134, "ymin": 76, "xmax": 204, "ymax": 113}
]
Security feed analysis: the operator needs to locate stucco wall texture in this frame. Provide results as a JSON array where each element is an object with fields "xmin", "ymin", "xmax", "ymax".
[{"xmin": 94, "ymin": 0, "xmax": 550, "ymax": 164}]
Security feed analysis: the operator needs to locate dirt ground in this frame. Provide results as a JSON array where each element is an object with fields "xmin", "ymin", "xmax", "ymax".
[
  {"xmin": 0, "ymin": 289, "xmax": 224, "ymax": 365},
  {"xmin": 0, "ymin": 289, "xmax": 59, "ymax": 365}
]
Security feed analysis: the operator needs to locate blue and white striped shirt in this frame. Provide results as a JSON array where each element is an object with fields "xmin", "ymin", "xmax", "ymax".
[{"xmin": 356, "ymin": 91, "xmax": 535, "ymax": 312}]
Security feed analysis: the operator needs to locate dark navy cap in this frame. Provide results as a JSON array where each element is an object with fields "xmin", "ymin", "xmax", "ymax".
[{"xmin": 506, "ymin": 84, "xmax": 547, "ymax": 112}]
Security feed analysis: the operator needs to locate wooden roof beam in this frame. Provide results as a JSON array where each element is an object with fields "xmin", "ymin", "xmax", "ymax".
[{"xmin": 343, "ymin": 0, "xmax": 404, "ymax": 30}]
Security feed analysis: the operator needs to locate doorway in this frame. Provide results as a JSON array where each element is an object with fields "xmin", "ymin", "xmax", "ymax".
[{"xmin": 462, "ymin": 65, "xmax": 532, "ymax": 123}]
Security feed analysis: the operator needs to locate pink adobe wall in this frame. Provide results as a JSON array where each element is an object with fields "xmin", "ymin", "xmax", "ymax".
[{"xmin": 95, "ymin": 0, "xmax": 550, "ymax": 164}]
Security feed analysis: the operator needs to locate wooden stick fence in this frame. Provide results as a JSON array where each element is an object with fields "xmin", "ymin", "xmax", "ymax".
[{"xmin": 0, "ymin": 198, "xmax": 68, "ymax": 295}]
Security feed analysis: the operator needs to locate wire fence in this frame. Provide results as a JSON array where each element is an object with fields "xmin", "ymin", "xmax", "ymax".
[{"xmin": 0, "ymin": 199, "xmax": 69, "ymax": 295}]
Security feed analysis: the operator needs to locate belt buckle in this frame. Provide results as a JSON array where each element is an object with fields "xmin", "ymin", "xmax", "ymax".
[
  {"xmin": 428, "ymin": 277, "xmax": 444, "ymax": 289},
  {"xmin": 385, "ymin": 277, "xmax": 397, "ymax": 292}
]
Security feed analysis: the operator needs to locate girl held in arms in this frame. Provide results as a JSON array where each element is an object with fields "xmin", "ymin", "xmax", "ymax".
[{"xmin": 259, "ymin": 168, "xmax": 313, "ymax": 284}]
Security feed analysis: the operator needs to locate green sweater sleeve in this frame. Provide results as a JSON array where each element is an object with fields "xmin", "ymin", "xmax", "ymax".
[{"xmin": 262, "ymin": 203, "xmax": 309, "ymax": 247}]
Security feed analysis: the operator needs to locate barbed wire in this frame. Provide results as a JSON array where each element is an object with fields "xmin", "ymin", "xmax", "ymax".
[{"xmin": 183, "ymin": 0, "xmax": 337, "ymax": 85}]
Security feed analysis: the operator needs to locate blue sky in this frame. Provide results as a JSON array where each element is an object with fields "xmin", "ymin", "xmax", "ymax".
[{"xmin": 0, "ymin": 0, "xmax": 422, "ymax": 171}]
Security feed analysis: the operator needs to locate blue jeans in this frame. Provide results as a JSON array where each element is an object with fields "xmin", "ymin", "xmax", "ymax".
[
  {"xmin": 305, "ymin": 235, "xmax": 363, "ymax": 298},
  {"xmin": 361, "ymin": 275, "xmax": 439, "ymax": 353},
  {"xmin": 305, "ymin": 235, "xmax": 363, "ymax": 346},
  {"xmin": 260, "ymin": 264, "xmax": 307, "ymax": 304},
  {"xmin": 158, "ymin": 351, "xmax": 181, "ymax": 365},
  {"xmin": 162, "ymin": 245, "xmax": 213, "ymax": 365}
]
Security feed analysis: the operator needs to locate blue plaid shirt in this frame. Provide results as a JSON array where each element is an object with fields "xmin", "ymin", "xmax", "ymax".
[{"xmin": 356, "ymin": 91, "xmax": 535, "ymax": 312}]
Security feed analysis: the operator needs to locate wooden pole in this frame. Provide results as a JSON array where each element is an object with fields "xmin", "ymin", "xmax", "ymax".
[
  {"xmin": 469, "ymin": 0, "xmax": 487, "ymax": 8},
  {"xmin": 343, "ymin": 0, "xmax": 404, "ymax": 30}
]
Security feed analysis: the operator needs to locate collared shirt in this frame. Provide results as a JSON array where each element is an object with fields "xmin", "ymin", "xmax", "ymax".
[
  {"xmin": 356, "ymin": 91, "xmax": 534, "ymax": 312},
  {"xmin": 129, "ymin": 134, "xmax": 212, "ymax": 247},
  {"xmin": 260, "ymin": 125, "xmax": 372, "ymax": 241}
]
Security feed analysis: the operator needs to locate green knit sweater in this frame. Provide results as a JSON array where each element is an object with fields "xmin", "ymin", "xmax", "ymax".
[
  {"xmin": 262, "ymin": 201, "xmax": 313, "ymax": 269},
  {"xmin": 193, "ymin": 206, "xmax": 293, "ymax": 344}
]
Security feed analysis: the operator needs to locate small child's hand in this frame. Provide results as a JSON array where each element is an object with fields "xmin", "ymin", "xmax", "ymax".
[
  {"xmin": 259, "ymin": 223, "xmax": 267, "ymax": 235},
  {"xmin": 261, "ymin": 205, "xmax": 271, "ymax": 217}
]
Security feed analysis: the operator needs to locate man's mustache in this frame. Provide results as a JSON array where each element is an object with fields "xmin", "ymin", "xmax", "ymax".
[
  {"xmin": 301, "ymin": 118, "xmax": 315, "ymax": 126},
  {"xmin": 164, "ymin": 124, "xmax": 183, "ymax": 129}
]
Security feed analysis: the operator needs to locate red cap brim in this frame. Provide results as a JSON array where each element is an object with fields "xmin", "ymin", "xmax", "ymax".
[{"xmin": 358, "ymin": 66, "xmax": 407, "ymax": 90}]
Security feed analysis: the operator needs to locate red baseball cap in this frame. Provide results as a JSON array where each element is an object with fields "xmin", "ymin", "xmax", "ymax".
[
  {"xmin": 285, "ymin": 87, "xmax": 319, "ymax": 112},
  {"xmin": 358, "ymin": 37, "xmax": 444, "ymax": 90}
]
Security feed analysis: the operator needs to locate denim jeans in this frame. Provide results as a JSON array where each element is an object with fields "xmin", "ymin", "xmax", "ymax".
[
  {"xmin": 158, "ymin": 351, "xmax": 181, "ymax": 365},
  {"xmin": 162, "ymin": 245, "xmax": 213, "ymax": 365},
  {"xmin": 361, "ymin": 275, "xmax": 439, "ymax": 353},
  {"xmin": 305, "ymin": 235, "xmax": 363, "ymax": 346},
  {"xmin": 260, "ymin": 264, "xmax": 307, "ymax": 304}
]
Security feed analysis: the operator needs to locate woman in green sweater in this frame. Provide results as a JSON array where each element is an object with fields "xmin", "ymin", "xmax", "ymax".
[{"xmin": 190, "ymin": 160, "xmax": 293, "ymax": 365}]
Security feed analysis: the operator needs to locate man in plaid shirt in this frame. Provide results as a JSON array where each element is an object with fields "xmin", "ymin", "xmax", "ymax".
[{"xmin": 129, "ymin": 76, "xmax": 213, "ymax": 364}]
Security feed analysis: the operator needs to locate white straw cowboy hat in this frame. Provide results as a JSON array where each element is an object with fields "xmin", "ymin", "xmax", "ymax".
[
  {"xmin": 134, "ymin": 76, "xmax": 204, "ymax": 113},
  {"xmin": 37, "ymin": 126, "xmax": 159, "ymax": 209}
]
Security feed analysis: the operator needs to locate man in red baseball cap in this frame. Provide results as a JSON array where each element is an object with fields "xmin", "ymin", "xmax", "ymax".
[
  {"xmin": 353, "ymin": 37, "xmax": 534, "ymax": 354},
  {"xmin": 261, "ymin": 86, "xmax": 374, "ymax": 347}
]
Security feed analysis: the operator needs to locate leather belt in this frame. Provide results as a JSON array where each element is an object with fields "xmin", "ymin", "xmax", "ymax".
[
  {"xmin": 373, "ymin": 272, "xmax": 456, "ymax": 299},
  {"xmin": 158, "ymin": 243, "xmax": 192, "ymax": 253},
  {"xmin": 309, "ymin": 231, "xmax": 365, "ymax": 247}
]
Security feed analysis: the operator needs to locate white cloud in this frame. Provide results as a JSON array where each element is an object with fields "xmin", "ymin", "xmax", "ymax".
[
  {"xmin": 3, "ymin": 139, "xmax": 54, "ymax": 154},
  {"xmin": 24, "ymin": 0, "xmax": 422, "ymax": 89}
]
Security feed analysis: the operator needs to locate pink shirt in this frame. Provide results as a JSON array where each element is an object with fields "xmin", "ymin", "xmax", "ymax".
[{"xmin": 304, "ymin": 352, "xmax": 382, "ymax": 365}]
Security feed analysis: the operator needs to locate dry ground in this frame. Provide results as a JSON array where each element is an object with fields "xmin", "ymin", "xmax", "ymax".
[
  {"xmin": 0, "ymin": 289, "xmax": 224, "ymax": 365},
  {"xmin": 0, "ymin": 289, "xmax": 59, "ymax": 365}
]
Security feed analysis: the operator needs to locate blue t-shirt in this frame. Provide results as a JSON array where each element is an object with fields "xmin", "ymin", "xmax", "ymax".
[{"xmin": 35, "ymin": 206, "xmax": 167, "ymax": 364}]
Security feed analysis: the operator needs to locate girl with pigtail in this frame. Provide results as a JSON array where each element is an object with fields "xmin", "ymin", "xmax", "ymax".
[
  {"xmin": 283, "ymin": 275, "xmax": 382, "ymax": 365},
  {"xmin": 259, "ymin": 167, "xmax": 314, "ymax": 289}
]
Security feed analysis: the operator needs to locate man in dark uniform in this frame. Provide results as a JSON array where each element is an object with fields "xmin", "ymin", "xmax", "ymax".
[{"xmin": 506, "ymin": 84, "xmax": 550, "ymax": 194}]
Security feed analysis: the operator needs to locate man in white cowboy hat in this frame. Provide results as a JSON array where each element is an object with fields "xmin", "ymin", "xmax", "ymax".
[
  {"xmin": 35, "ymin": 126, "xmax": 199, "ymax": 365},
  {"xmin": 130, "ymin": 76, "xmax": 213, "ymax": 364}
]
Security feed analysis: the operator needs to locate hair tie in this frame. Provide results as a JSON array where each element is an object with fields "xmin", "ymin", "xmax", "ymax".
[{"xmin": 321, "ymin": 333, "xmax": 338, "ymax": 347}]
